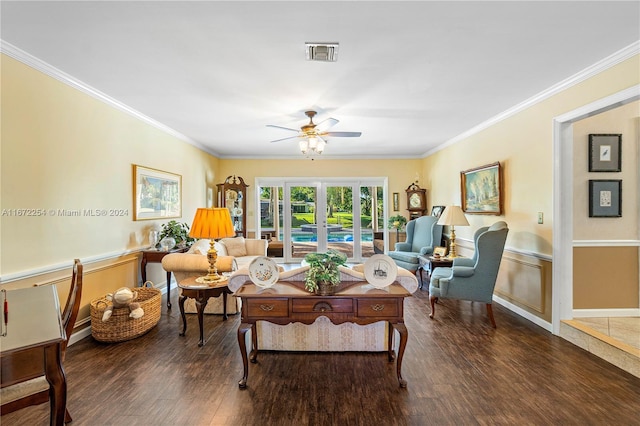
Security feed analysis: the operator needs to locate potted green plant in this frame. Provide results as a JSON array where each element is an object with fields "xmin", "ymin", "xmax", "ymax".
[
  {"xmin": 303, "ymin": 249, "xmax": 348, "ymax": 295},
  {"xmin": 159, "ymin": 220, "xmax": 195, "ymax": 249},
  {"xmin": 388, "ymin": 214, "xmax": 407, "ymax": 230}
]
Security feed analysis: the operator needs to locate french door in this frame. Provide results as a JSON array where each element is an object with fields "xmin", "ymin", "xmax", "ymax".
[{"xmin": 257, "ymin": 178, "xmax": 387, "ymax": 263}]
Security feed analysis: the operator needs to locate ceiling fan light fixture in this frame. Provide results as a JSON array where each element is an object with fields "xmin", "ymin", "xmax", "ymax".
[
  {"xmin": 308, "ymin": 137, "xmax": 318, "ymax": 149},
  {"xmin": 305, "ymin": 42, "xmax": 339, "ymax": 62},
  {"xmin": 299, "ymin": 140, "xmax": 309, "ymax": 154},
  {"xmin": 316, "ymin": 139, "xmax": 325, "ymax": 153}
]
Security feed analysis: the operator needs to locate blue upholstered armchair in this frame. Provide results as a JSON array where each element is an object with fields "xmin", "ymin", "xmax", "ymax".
[
  {"xmin": 428, "ymin": 221, "xmax": 508, "ymax": 327},
  {"xmin": 388, "ymin": 215, "xmax": 443, "ymax": 273}
]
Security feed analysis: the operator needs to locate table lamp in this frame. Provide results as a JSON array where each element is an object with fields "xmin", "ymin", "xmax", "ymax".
[
  {"xmin": 437, "ymin": 205, "xmax": 469, "ymax": 258},
  {"xmin": 189, "ymin": 208, "xmax": 236, "ymax": 283}
]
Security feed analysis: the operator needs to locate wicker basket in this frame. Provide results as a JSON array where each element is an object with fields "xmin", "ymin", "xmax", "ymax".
[{"xmin": 90, "ymin": 282, "xmax": 161, "ymax": 343}]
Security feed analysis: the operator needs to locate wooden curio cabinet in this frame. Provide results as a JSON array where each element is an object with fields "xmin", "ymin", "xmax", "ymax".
[{"xmin": 217, "ymin": 175, "xmax": 248, "ymax": 237}]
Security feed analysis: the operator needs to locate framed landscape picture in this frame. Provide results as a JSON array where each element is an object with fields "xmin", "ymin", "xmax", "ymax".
[
  {"xmin": 589, "ymin": 134, "xmax": 621, "ymax": 172},
  {"xmin": 460, "ymin": 162, "xmax": 503, "ymax": 215},
  {"xmin": 133, "ymin": 165, "xmax": 182, "ymax": 221},
  {"xmin": 589, "ymin": 179, "xmax": 622, "ymax": 218}
]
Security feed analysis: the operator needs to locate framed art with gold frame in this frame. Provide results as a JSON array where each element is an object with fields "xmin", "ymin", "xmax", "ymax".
[
  {"xmin": 433, "ymin": 246, "xmax": 447, "ymax": 257},
  {"xmin": 461, "ymin": 162, "xmax": 503, "ymax": 215},
  {"xmin": 133, "ymin": 164, "xmax": 182, "ymax": 221}
]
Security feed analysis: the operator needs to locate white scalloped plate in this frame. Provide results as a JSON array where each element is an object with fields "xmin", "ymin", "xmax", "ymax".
[
  {"xmin": 364, "ymin": 254, "xmax": 398, "ymax": 289},
  {"xmin": 248, "ymin": 256, "xmax": 279, "ymax": 288}
]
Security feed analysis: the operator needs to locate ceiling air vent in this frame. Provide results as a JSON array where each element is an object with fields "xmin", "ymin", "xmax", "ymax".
[{"xmin": 305, "ymin": 42, "xmax": 339, "ymax": 62}]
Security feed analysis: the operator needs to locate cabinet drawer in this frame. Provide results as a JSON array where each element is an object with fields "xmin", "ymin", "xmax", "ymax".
[
  {"xmin": 246, "ymin": 298, "xmax": 289, "ymax": 317},
  {"xmin": 292, "ymin": 298, "xmax": 353, "ymax": 313},
  {"xmin": 357, "ymin": 298, "xmax": 400, "ymax": 317}
]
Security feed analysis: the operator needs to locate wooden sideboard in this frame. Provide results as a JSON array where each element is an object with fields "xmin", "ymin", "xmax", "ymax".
[{"xmin": 235, "ymin": 280, "xmax": 411, "ymax": 389}]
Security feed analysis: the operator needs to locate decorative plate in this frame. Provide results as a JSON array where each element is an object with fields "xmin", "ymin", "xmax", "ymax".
[
  {"xmin": 364, "ymin": 254, "xmax": 398, "ymax": 289},
  {"xmin": 248, "ymin": 256, "xmax": 279, "ymax": 288}
]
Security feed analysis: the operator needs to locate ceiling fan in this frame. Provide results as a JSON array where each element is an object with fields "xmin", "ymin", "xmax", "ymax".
[{"xmin": 267, "ymin": 110, "xmax": 362, "ymax": 154}]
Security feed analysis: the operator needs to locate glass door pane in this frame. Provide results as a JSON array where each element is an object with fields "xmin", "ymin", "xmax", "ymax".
[
  {"xmin": 325, "ymin": 185, "xmax": 354, "ymax": 259},
  {"xmin": 360, "ymin": 185, "xmax": 384, "ymax": 259},
  {"xmin": 288, "ymin": 185, "xmax": 318, "ymax": 260}
]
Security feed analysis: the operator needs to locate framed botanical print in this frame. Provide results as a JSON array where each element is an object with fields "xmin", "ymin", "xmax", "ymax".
[
  {"xmin": 589, "ymin": 179, "xmax": 622, "ymax": 218},
  {"xmin": 589, "ymin": 134, "xmax": 621, "ymax": 172}
]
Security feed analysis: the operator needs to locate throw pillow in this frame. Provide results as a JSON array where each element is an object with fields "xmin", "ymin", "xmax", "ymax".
[
  {"xmin": 187, "ymin": 239, "xmax": 211, "ymax": 255},
  {"xmin": 221, "ymin": 237, "xmax": 247, "ymax": 257}
]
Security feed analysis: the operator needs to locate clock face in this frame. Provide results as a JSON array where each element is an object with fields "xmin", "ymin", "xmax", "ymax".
[{"xmin": 410, "ymin": 193, "xmax": 422, "ymax": 208}]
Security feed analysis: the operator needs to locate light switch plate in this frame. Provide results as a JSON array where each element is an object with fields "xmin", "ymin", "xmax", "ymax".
[{"xmin": 537, "ymin": 212, "xmax": 543, "ymax": 224}]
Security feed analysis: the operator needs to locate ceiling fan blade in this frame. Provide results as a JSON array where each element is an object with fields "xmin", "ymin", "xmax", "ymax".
[
  {"xmin": 315, "ymin": 117, "xmax": 339, "ymax": 132},
  {"xmin": 270, "ymin": 135, "xmax": 302, "ymax": 143},
  {"xmin": 323, "ymin": 131, "xmax": 362, "ymax": 137},
  {"xmin": 266, "ymin": 124, "xmax": 299, "ymax": 132}
]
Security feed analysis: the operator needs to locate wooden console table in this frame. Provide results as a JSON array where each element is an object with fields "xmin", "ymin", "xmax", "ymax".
[
  {"xmin": 140, "ymin": 247, "xmax": 188, "ymax": 309},
  {"xmin": 235, "ymin": 280, "xmax": 411, "ymax": 389},
  {"xmin": 0, "ymin": 286, "xmax": 67, "ymax": 425}
]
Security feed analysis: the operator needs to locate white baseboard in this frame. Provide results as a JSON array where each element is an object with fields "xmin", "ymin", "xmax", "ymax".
[
  {"xmin": 493, "ymin": 294, "xmax": 553, "ymax": 333},
  {"xmin": 572, "ymin": 308, "xmax": 640, "ymax": 318}
]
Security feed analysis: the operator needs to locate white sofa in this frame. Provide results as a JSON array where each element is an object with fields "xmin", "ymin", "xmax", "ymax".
[
  {"xmin": 161, "ymin": 237, "xmax": 267, "ymax": 314},
  {"xmin": 228, "ymin": 265, "xmax": 418, "ymax": 352}
]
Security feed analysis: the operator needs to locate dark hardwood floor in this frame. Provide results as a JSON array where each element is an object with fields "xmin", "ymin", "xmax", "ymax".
[{"xmin": 3, "ymin": 286, "xmax": 639, "ymax": 425}]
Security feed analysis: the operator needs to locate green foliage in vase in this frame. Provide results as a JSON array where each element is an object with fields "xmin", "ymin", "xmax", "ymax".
[
  {"xmin": 303, "ymin": 249, "xmax": 348, "ymax": 293},
  {"xmin": 388, "ymin": 215, "xmax": 407, "ymax": 230},
  {"xmin": 159, "ymin": 220, "xmax": 195, "ymax": 247}
]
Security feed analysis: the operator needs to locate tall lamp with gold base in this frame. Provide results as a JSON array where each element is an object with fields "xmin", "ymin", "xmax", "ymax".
[
  {"xmin": 437, "ymin": 205, "xmax": 469, "ymax": 258},
  {"xmin": 189, "ymin": 208, "xmax": 236, "ymax": 283}
]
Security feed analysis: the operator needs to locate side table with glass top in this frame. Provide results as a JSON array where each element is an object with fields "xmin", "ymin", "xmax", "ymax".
[
  {"xmin": 417, "ymin": 255, "xmax": 454, "ymax": 289},
  {"xmin": 178, "ymin": 276, "xmax": 232, "ymax": 347}
]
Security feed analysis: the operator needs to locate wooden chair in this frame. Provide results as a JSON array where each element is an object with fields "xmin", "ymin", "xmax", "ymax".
[{"xmin": 1, "ymin": 259, "xmax": 83, "ymax": 423}]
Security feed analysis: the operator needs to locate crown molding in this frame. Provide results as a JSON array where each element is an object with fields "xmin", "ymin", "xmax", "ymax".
[
  {"xmin": 423, "ymin": 40, "xmax": 640, "ymax": 157},
  {"xmin": 1, "ymin": 40, "xmax": 221, "ymax": 158}
]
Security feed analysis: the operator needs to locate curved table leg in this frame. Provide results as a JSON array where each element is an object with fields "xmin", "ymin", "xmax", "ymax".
[
  {"xmin": 178, "ymin": 295, "xmax": 188, "ymax": 337},
  {"xmin": 195, "ymin": 295, "xmax": 208, "ymax": 347},
  {"xmin": 44, "ymin": 343, "xmax": 67, "ymax": 426},
  {"xmin": 392, "ymin": 322, "xmax": 408, "ymax": 388},
  {"xmin": 237, "ymin": 322, "xmax": 252, "ymax": 389},
  {"xmin": 222, "ymin": 291, "xmax": 228, "ymax": 321},
  {"xmin": 165, "ymin": 271, "xmax": 173, "ymax": 309},
  {"xmin": 249, "ymin": 323, "xmax": 258, "ymax": 363}
]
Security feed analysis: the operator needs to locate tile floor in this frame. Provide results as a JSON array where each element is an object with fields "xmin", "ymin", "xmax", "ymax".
[
  {"xmin": 573, "ymin": 317, "xmax": 640, "ymax": 351},
  {"xmin": 561, "ymin": 316, "xmax": 639, "ymax": 378}
]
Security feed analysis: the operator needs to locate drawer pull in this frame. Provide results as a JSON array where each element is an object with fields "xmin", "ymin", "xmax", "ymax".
[
  {"xmin": 371, "ymin": 304, "xmax": 385, "ymax": 312},
  {"xmin": 259, "ymin": 304, "xmax": 275, "ymax": 312},
  {"xmin": 313, "ymin": 301, "xmax": 333, "ymax": 312}
]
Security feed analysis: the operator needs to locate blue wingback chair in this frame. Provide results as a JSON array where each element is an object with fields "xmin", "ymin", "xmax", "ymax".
[
  {"xmin": 428, "ymin": 221, "xmax": 508, "ymax": 327},
  {"xmin": 388, "ymin": 215, "xmax": 443, "ymax": 273}
]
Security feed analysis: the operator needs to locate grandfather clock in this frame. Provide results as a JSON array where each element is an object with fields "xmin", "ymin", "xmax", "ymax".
[
  {"xmin": 217, "ymin": 175, "xmax": 248, "ymax": 237},
  {"xmin": 406, "ymin": 183, "xmax": 427, "ymax": 220}
]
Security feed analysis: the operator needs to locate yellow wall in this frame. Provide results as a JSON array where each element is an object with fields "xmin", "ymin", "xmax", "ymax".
[
  {"xmin": 572, "ymin": 100, "xmax": 639, "ymax": 309},
  {"xmin": 1, "ymin": 54, "xmax": 220, "ymax": 276},
  {"xmin": 422, "ymin": 55, "xmax": 640, "ymax": 319}
]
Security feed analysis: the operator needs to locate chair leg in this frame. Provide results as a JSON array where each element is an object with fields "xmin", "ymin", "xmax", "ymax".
[
  {"xmin": 65, "ymin": 408, "xmax": 72, "ymax": 423},
  {"xmin": 429, "ymin": 295, "xmax": 437, "ymax": 319},
  {"xmin": 486, "ymin": 303, "xmax": 496, "ymax": 328}
]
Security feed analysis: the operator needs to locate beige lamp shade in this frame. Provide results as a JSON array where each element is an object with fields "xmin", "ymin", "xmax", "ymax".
[
  {"xmin": 189, "ymin": 208, "xmax": 235, "ymax": 240},
  {"xmin": 437, "ymin": 205, "xmax": 468, "ymax": 258},
  {"xmin": 437, "ymin": 205, "xmax": 469, "ymax": 227}
]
